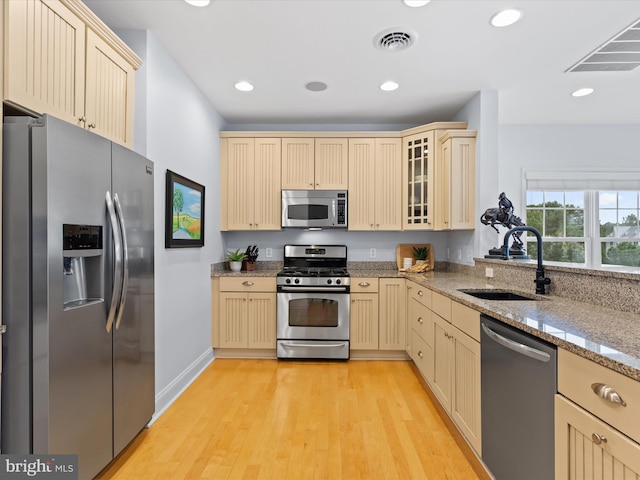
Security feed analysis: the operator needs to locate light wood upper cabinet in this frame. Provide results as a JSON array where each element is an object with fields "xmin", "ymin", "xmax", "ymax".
[
  {"xmin": 4, "ymin": 0, "xmax": 140, "ymax": 146},
  {"xmin": 315, "ymin": 138, "xmax": 348, "ymax": 189},
  {"xmin": 281, "ymin": 138, "xmax": 315, "ymax": 189},
  {"xmin": 221, "ymin": 138, "xmax": 281, "ymax": 231},
  {"xmin": 281, "ymin": 138, "xmax": 348, "ymax": 190},
  {"xmin": 84, "ymin": 29, "xmax": 136, "ymax": 146},
  {"xmin": 348, "ymin": 138, "xmax": 402, "ymax": 231},
  {"xmin": 436, "ymin": 130, "xmax": 476, "ymax": 230},
  {"xmin": 5, "ymin": 0, "xmax": 86, "ymax": 125},
  {"xmin": 402, "ymin": 131, "xmax": 435, "ymax": 230},
  {"xmin": 402, "ymin": 125, "xmax": 476, "ymax": 231}
]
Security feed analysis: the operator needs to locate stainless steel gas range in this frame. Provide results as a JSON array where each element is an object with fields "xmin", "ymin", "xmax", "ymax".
[{"xmin": 276, "ymin": 245, "xmax": 350, "ymax": 359}]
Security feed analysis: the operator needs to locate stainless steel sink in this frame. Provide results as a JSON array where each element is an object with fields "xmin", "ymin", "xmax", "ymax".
[{"xmin": 457, "ymin": 289, "xmax": 539, "ymax": 301}]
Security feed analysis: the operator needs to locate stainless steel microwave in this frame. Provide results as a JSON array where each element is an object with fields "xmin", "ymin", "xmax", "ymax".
[{"xmin": 281, "ymin": 190, "xmax": 347, "ymax": 228}]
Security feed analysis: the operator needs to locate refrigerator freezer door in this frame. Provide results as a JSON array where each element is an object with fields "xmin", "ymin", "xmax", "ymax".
[
  {"xmin": 32, "ymin": 116, "xmax": 114, "ymax": 479},
  {"xmin": 111, "ymin": 143, "xmax": 155, "ymax": 457}
]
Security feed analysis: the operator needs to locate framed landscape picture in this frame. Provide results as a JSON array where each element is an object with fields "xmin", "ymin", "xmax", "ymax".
[{"xmin": 165, "ymin": 170, "xmax": 205, "ymax": 248}]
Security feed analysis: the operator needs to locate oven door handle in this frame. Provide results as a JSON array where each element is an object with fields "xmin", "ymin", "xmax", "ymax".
[
  {"xmin": 278, "ymin": 286, "xmax": 349, "ymax": 293},
  {"xmin": 281, "ymin": 342, "xmax": 348, "ymax": 349}
]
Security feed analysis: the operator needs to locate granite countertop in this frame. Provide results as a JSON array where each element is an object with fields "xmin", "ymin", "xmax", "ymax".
[
  {"xmin": 403, "ymin": 271, "xmax": 640, "ymax": 382},
  {"xmin": 212, "ymin": 266, "xmax": 640, "ymax": 381}
]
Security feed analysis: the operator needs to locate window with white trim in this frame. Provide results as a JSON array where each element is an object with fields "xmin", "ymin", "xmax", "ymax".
[{"xmin": 524, "ymin": 170, "xmax": 640, "ymax": 271}]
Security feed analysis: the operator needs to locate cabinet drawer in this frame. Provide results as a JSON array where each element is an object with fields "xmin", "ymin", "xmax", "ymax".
[
  {"xmin": 451, "ymin": 301, "xmax": 480, "ymax": 342},
  {"xmin": 412, "ymin": 331, "xmax": 434, "ymax": 385},
  {"xmin": 408, "ymin": 281, "xmax": 431, "ymax": 308},
  {"xmin": 351, "ymin": 278, "xmax": 379, "ymax": 293},
  {"xmin": 431, "ymin": 291, "xmax": 451, "ymax": 322},
  {"xmin": 558, "ymin": 349, "xmax": 640, "ymax": 444},
  {"xmin": 410, "ymin": 298, "xmax": 433, "ymax": 347},
  {"xmin": 219, "ymin": 277, "xmax": 276, "ymax": 292}
]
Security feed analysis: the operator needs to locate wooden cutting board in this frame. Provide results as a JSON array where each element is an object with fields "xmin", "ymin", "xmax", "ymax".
[{"xmin": 396, "ymin": 243, "xmax": 434, "ymax": 271}]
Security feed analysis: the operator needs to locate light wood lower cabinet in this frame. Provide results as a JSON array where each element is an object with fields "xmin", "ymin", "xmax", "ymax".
[
  {"xmin": 555, "ymin": 394, "xmax": 640, "ymax": 479},
  {"xmin": 424, "ymin": 291, "xmax": 482, "ymax": 455},
  {"xmin": 378, "ymin": 278, "xmax": 406, "ymax": 350},
  {"xmin": 350, "ymin": 278, "xmax": 379, "ymax": 350},
  {"xmin": 556, "ymin": 348, "xmax": 640, "ymax": 479},
  {"xmin": 214, "ymin": 277, "xmax": 276, "ymax": 350}
]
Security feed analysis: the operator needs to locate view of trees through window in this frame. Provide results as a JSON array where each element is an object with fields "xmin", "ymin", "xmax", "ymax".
[
  {"xmin": 525, "ymin": 191, "xmax": 585, "ymax": 264},
  {"xmin": 525, "ymin": 190, "xmax": 640, "ymax": 268},
  {"xmin": 599, "ymin": 191, "xmax": 640, "ymax": 267}
]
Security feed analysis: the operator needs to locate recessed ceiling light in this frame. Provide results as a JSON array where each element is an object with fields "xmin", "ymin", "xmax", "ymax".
[
  {"xmin": 305, "ymin": 81, "xmax": 328, "ymax": 92},
  {"xmin": 403, "ymin": 0, "xmax": 431, "ymax": 7},
  {"xmin": 184, "ymin": 0, "xmax": 210, "ymax": 6},
  {"xmin": 572, "ymin": 87, "xmax": 594, "ymax": 97},
  {"xmin": 490, "ymin": 9, "xmax": 523, "ymax": 27},
  {"xmin": 380, "ymin": 81, "xmax": 399, "ymax": 91},
  {"xmin": 235, "ymin": 81, "xmax": 254, "ymax": 92}
]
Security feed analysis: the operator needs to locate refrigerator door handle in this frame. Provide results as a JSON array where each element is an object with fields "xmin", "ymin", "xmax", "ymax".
[
  {"xmin": 106, "ymin": 191, "xmax": 123, "ymax": 333},
  {"xmin": 113, "ymin": 193, "xmax": 129, "ymax": 330}
]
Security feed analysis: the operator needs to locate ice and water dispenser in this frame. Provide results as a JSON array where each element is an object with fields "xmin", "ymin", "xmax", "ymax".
[{"xmin": 63, "ymin": 224, "xmax": 104, "ymax": 309}]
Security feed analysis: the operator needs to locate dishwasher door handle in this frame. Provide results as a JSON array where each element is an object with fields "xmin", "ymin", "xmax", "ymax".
[{"xmin": 482, "ymin": 323, "xmax": 551, "ymax": 363}]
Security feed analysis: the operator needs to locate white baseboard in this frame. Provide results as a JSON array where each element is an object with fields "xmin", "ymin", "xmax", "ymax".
[{"xmin": 149, "ymin": 347, "xmax": 215, "ymax": 425}]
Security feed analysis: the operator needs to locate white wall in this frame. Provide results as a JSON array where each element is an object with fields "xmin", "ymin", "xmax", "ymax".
[
  {"xmin": 446, "ymin": 90, "xmax": 500, "ymax": 264},
  {"xmin": 500, "ymin": 124, "xmax": 640, "ymax": 196},
  {"xmin": 117, "ymin": 30, "xmax": 224, "ymax": 417}
]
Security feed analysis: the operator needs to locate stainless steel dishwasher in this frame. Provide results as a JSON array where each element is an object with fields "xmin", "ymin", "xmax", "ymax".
[{"xmin": 481, "ymin": 314, "xmax": 557, "ymax": 480}]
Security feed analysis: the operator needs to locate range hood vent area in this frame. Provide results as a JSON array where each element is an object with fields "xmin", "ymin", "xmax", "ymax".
[{"xmin": 567, "ymin": 17, "xmax": 640, "ymax": 72}]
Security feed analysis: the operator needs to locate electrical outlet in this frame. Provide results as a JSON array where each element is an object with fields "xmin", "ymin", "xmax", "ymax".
[
  {"xmin": 370, "ymin": 248, "xmax": 376, "ymax": 258},
  {"xmin": 447, "ymin": 248, "xmax": 450, "ymax": 259},
  {"xmin": 485, "ymin": 267, "xmax": 494, "ymax": 278},
  {"xmin": 457, "ymin": 249, "xmax": 462, "ymax": 260},
  {"xmin": 265, "ymin": 248, "xmax": 273, "ymax": 258}
]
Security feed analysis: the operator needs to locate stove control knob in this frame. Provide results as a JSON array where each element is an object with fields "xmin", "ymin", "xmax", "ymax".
[
  {"xmin": 285, "ymin": 278, "xmax": 291, "ymax": 284},
  {"xmin": 327, "ymin": 279, "xmax": 332, "ymax": 284},
  {"xmin": 294, "ymin": 278, "xmax": 300, "ymax": 284},
  {"xmin": 336, "ymin": 279, "xmax": 341, "ymax": 285}
]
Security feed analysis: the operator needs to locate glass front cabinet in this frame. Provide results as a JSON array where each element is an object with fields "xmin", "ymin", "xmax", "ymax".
[{"xmin": 403, "ymin": 131, "xmax": 435, "ymax": 230}]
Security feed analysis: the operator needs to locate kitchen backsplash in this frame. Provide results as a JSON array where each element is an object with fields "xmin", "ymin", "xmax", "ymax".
[
  {"xmin": 211, "ymin": 258, "xmax": 640, "ymax": 315},
  {"xmin": 457, "ymin": 258, "xmax": 640, "ymax": 316}
]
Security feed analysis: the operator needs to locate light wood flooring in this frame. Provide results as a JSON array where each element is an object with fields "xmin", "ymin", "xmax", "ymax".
[{"xmin": 97, "ymin": 359, "xmax": 486, "ymax": 480}]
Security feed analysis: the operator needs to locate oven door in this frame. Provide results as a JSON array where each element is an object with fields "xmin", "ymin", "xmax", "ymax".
[{"xmin": 276, "ymin": 291, "xmax": 349, "ymax": 341}]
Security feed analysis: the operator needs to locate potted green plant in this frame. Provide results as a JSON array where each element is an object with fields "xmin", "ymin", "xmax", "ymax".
[
  {"xmin": 413, "ymin": 246, "xmax": 430, "ymax": 264},
  {"xmin": 227, "ymin": 248, "xmax": 246, "ymax": 272}
]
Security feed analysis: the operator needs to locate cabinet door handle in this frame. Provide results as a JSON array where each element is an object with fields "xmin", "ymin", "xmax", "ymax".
[
  {"xmin": 417, "ymin": 317, "xmax": 424, "ymax": 324},
  {"xmin": 591, "ymin": 433, "xmax": 607, "ymax": 445},
  {"xmin": 591, "ymin": 383, "xmax": 627, "ymax": 407},
  {"xmin": 418, "ymin": 350, "xmax": 424, "ymax": 359},
  {"xmin": 418, "ymin": 290, "xmax": 423, "ymax": 296},
  {"xmin": 242, "ymin": 281, "xmax": 254, "ymax": 286},
  {"xmin": 79, "ymin": 116, "xmax": 87, "ymax": 124},
  {"xmin": 358, "ymin": 282, "xmax": 370, "ymax": 287}
]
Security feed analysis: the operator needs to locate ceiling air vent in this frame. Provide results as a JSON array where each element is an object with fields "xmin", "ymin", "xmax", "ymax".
[
  {"xmin": 567, "ymin": 17, "xmax": 640, "ymax": 72},
  {"xmin": 375, "ymin": 29, "xmax": 415, "ymax": 52}
]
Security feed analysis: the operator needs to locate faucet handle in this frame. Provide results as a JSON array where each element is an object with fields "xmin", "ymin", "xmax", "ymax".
[{"xmin": 534, "ymin": 275, "xmax": 551, "ymax": 294}]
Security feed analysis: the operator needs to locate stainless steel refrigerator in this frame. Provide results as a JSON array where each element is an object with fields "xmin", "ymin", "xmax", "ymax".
[{"xmin": 1, "ymin": 115, "xmax": 155, "ymax": 480}]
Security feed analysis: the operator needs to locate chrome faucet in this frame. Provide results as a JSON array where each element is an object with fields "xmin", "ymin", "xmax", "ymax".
[{"xmin": 503, "ymin": 226, "xmax": 551, "ymax": 294}]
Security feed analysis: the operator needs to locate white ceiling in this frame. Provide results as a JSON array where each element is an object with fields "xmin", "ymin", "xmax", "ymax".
[{"xmin": 84, "ymin": 0, "xmax": 640, "ymax": 126}]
